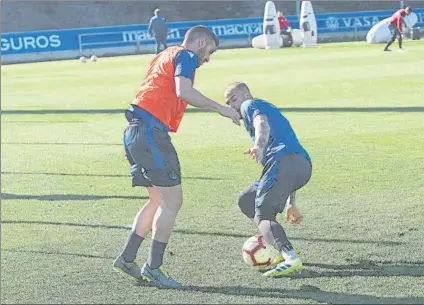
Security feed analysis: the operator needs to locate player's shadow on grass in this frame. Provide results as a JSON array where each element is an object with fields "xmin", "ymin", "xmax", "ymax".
[
  {"xmin": 2, "ymin": 248, "xmax": 113, "ymax": 260},
  {"xmin": 0, "ymin": 192, "xmax": 147, "ymax": 201},
  {"xmin": 2, "ymin": 141, "xmax": 122, "ymax": 146},
  {"xmin": 297, "ymin": 260, "xmax": 424, "ymax": 278},
  {"xmin": 1, "ymin": 109, "xmax": 124, "ymax": 114},
  {"xmin": 173, "ymin": 228, "xmax": 403, "ymax": 246},
  {"xmin": 3, "ymin": 247, "xmax": 423, "ymax": 304},
  {"xmin": 2, "ymin": 121, "xmax": 85, "ymax": 124},
  {"xmin": 181, "ymin": 284, "xmax": 424, "ymax": 304},
  {"xmin": 2, "ymin": 106, "xmax": 424, "ymax": 115},
  {"xmin": 2, "ymin": 220, "xmax": 131, "ymax": 230},
  {"xmin": 1, "ymin": 220, "xmax": 403, "ymax": 246},
  {"xmin": 186, "ymin": 106, "xmax": 424, "ymax": 113},
  {"xmin": 1, "ymin": 171, "xmax": 226, "ymax": 180},
  {"xmin": 4, "ymin": 246, "xmax": 423, "ymax": 283}
]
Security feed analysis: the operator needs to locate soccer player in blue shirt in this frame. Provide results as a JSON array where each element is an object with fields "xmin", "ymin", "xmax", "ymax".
[{"xmin": 225, "ymin": 82, "xmax": 312, "ymax": 277}]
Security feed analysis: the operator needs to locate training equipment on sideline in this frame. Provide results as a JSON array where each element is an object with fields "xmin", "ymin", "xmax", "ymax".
[
  {"xmin": 300, "ymin": 1, "xmax": 318, "ymax": 47},
  {"xmin": 252, "ymin": 1, "xmax": 282, "ymax": 49}
]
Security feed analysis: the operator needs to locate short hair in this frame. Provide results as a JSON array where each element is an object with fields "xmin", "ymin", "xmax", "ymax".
[
  {"xmin": 154, "ymin": 8, "xmax": 160, "ymax": 15},
  {"xmin": 225, "ymin": 82, "xmax": 250, "ymax": 103},
  {"xmin": 405, "ymin": 6, "xmax": 412, "ymax": 12},
  {"xmin": 184, "ymin": 25, "xmax": 219, "ymax": 47}
]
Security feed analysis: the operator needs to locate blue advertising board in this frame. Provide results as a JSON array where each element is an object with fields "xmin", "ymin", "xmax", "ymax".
[{"xmin": 1, "ymin": 8, "xmax": 423, "ymax": 57}]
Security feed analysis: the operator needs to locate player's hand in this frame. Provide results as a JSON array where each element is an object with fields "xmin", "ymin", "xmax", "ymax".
[
  {"xmin": 285, "ymin": 202, "xmax": 303, "ymax": 225},
  {"xmin": 219, "ymin": 106, "xmax": 241, "ymax": 125},
  {"xmin": 244, "ymin": 146, "xmax": 263, "ymax": 164}
]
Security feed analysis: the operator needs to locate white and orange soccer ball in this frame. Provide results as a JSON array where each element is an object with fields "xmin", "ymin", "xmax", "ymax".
[{"xmin": 242, "ymin": 235, "xmax": 280, "ymax": 269}]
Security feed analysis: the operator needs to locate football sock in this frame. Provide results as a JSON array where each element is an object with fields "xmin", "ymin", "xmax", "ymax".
[
  {"xmin": 384, "ymin": 36, "xmax": 396, "ymax": 50},
  {"xmin": 281, "ymin": 245, "xmax": 297, "ymax": 260},
  {"xmin": 147, "ymin": 239, "xmax": 167, "ymax": 269},
  {"xmin": 258, "ymin": 220, "xmax": 293, "ymax": 256},
  {"xmin": 121, "ymin": 231, "xmax": 144, "ymax": 263}
]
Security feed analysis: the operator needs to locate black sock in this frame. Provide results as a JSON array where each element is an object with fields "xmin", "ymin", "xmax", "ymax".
[
  {"xmin": 147, "ymin": 239, "xmax": 167, "ymax": 269},
  {"xmin": 121, "ymin": 231, "xmax": 144, "ymax": 262},
  {"xmin": 385, "ymin": 36, "xmax": 396, "ymax": 50},
  {"xmin": 258, "ymin": 220, "xmax": 291, "ymax": 253}
]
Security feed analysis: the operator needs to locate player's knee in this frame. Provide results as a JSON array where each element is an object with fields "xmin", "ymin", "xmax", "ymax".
[
  {"xmin": 254, "ymin": 204, "xmax": 276, "ymax": 225},
  {"xmin": 238, "ymin": 191, "xmax": 255, "ymax": 219},
  {"xmin": 156, "ymin": 185, "xmax": 183, "ymax": 214}
]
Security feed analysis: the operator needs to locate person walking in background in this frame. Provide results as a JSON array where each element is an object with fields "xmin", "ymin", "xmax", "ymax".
[
  {"xmin": 148, "ymin": 8, "xmax": 168, "ymax": 54},
  {"xmin": 384, "ymin": 6, "xmax": 412, "ymax": 52}
]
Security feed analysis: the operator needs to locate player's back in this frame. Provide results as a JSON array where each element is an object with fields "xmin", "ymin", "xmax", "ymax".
[
  {"xmin": 241, "ymin": 99, "xmax": 310, "ymax": 162},
  {"xmin": 389, "ymin": 9, "xmax": 406, "ymax": 23}
]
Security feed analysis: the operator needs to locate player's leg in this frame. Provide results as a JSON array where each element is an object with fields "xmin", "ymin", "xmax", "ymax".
[
  {"xmin": 149, "ymin": 185, "xmax": 182, "ymax": 266},
  {"xmin": 253, "ymin": 158, "xmax": 298, "ymax": 275},
  {"xmin": 254, "ymin": 202, "xmax": 296, "ymax": 264},
  {"xmin": 122, "ymin": 187, "xmax": 160, "ymax": 259},
  {"xmin": 384, "ymin": 24, "xmax": 397, "ymax": 51},
  {"xmin": 256, "ymin": 154, "xmax": 312, "ymax": 277},
  {"xmin": 154, "ymin": 37, "xmax": 161, "ymax": 54},
  {"xmin": 136, "ymin": 124, "xmax": 183, "ymax": 288},
  {"xmin": 239, "ymin": 180, "xmax": 301, "ymax": 225},
  {"xmin": 114, "ymin": 120, "xmax": 156, "ymax": 279},
  {"xmin": 114, "ymin": 187, "xmax": 160, "ymax": 279},
  {"xmin": 158, "ymin": 36, "xmax": 167, "ymax": 50},
  {"xmin": 397, "ymin": 29, "xmax": 403, "ymax": 50},
  {"xmin": 238, "ymin": 181, "xmax": 259, "ymax": 219},
  {"xmin": 140, "ymin": 184, "xmax": 183, "ymax": 288},
  {"xmin": 130, "ymin": 187, "xmax": 161, "ymax": 237}
]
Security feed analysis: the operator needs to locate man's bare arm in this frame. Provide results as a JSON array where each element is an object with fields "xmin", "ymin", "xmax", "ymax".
[
  {"xmin": 175, "ymin": 76, "xmax": 224, "ymax": 112},
  {"xmin": 253, "ymin": 114, "xmax": 270, "ymax": 151}
]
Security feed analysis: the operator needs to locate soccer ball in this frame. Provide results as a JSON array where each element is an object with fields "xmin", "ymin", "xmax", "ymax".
[
  {"xmin": 90, "ymin": 55, "xmax": 98, "ymax": 62},
  {"xmin": 242, "ymin": 235, "xmax": 279, "ymax": 269},
  {"xmin": 79, "ymin": 56, "xmax": 87, "ymax": 63}
]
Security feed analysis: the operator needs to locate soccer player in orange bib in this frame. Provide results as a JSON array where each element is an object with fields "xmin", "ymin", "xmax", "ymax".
[{"xmin": 113, "ymin": 25, "xmax": 240, "ymax": 288}]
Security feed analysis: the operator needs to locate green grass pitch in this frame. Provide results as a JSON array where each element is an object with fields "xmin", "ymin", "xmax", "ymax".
[{"xmin": 1, "ymin": 41, "xmax": 424, "ymax": 304}]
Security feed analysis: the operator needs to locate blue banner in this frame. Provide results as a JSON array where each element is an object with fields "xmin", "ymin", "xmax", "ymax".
[{"xmin": 1, "ymin": 8, "xmax": 423, "ymax": 55}]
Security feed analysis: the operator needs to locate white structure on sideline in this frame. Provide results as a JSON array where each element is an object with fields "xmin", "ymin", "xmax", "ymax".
[
  {"xmin": 252, "ymin": 0, "xmax": 318, "ymax": 49},
  {"xmin": 252, "ymin": 1, "xmax": 282, "ymax": 49},
  {"xmin": 263, "ymin": 1, "xmax": 281, "ymax": 49},
  {"xmin": 299, "ymin": 1, "xmax": 318, "ymax": 47}
]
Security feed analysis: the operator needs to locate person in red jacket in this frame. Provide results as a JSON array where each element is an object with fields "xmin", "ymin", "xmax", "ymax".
[
  {"xmin": 384, "ymin": 6, "xmax": 412, "ymax": 52},
  {"xmin": 277, "ymin": 11, "xmax": 293, "ymax": 46}
]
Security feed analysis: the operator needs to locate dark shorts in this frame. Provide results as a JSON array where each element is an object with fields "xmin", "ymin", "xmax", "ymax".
[
  {"xmin": 123, "ymin": 105, "xmax": 181, "ymax": 188},
  {"xmin": 389, "ymin": 23, "xmax": 401, "ymax": 37},
  {"xmin": 241, "ymin": 153, "xmax": 312, "ymax": 215}
]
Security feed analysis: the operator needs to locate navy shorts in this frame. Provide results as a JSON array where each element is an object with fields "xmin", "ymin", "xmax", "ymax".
[
  {"xmin": 123, "ymin": 105, "xmax": 181, "ymax": 188},
  {"xmin": 389, "ymin": 23, "xmax": 400, "ymax": 36},
  {"xmin": 252, "ymin": 153, "xmax": 312, "ymax": 214}
]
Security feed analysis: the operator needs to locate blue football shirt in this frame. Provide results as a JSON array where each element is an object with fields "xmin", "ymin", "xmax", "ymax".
[{"xmin": 240, "ymin": 98, "xmax": 311, "ymax": 165}]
